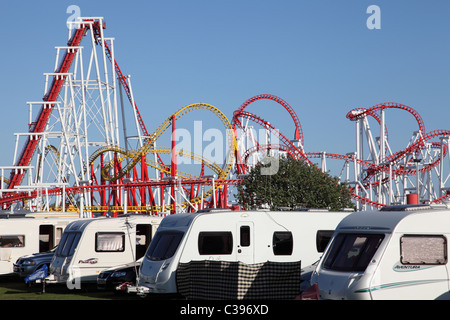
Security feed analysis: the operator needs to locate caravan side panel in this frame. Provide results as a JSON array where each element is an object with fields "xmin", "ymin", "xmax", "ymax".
[
  {"xmin": 0, "ymin": 218, "xmax": 75, "ymax": 275},
  {"xmin": 257, "ymin": 211, "xmax": 351, "ymax": 266},
  {"xmin": 0, "ymin": 221, "xmax": 38, "ymax": 274},
  {"xmin": 370, "ymin": 233, "xmax": 450, "ymax": 300},
  {"xmin": 51, "ymin": 216, "xmax": 162, "ymax": 284},
  {"xmin": 177, "ymin": 211, "xmax": 350, "ymax": 266},
  {"xmin": 313, "ymin": 210, "xmax": 450, "ymax": 300},
  {"xmin": 73, "ymin": 227, "xmax": 133, "ymax": 281},
  {"xmin": 138, "ymin": 210, "xmax": 351, "ymax": 295}
]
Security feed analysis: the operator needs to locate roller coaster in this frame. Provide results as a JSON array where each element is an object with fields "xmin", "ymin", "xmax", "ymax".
[{"xmin": 1, "ymin": 17, "xmax": 450, "ymax": 216}]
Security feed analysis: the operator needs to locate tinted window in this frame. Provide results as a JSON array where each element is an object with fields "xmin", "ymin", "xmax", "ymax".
[
  {"xmin": 56, "ymin": 232, "xmax": 82, "ymax": 257},
  {"xmin": 316, "ymin": 230, "xmax": 335, "ymax": 253},
  {"xmin": 198, "ymin": 232, "xmax": 233, "ymax": 255},
  {"xmin": 136, "ymin": 224, "xmax": 152, "ymax": 260},
  {"xmin": 146, "ymin": 231, "xmax": 184, "ymax": 261},
  {"xmin": 323, "ymin": 233, "xmax": 384, "ymax": 272},
  {"xmin": 240, "ymin": 226, "xmax": 250, "ymax": 247},
  {"xmin": 401, "ymin": 235, "xmax": 447, "ymax": 265},
  {"xmin": 273, "ymin": 232, "xmax": 293, "ymax": 255}
]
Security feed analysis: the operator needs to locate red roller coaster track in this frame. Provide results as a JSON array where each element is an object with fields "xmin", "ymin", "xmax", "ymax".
[
  {"xmin": 234, "ymin": 97, "xmax": 450, "ymax": 208},
  {"xmin": 233, "ymin": 94, "xmax": 303, "ymax": 143},
  {"xmin": 232, "ymin": 94, "xmax": 310, "ymax": 175},
  {"xmin": 8, "ymin": 26, "xmax": 88, "ymax": 190}
]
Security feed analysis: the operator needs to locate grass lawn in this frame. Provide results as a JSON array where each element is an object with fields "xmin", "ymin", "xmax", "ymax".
[{"xmin": 0, "ymin": 276, "xmax": 138, "ymax": 300}]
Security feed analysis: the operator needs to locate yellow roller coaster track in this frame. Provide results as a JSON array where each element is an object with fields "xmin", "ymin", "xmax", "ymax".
[{"xmin": 85, "ymin": 103, "xmax": 237, "ymax": 211}]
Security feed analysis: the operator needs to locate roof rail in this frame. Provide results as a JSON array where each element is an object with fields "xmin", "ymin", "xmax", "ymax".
[
  {"xmin": 0, "ymin": 213, "xmax": 28, "ymax": 219},
  {"xmin": 196, "ymin": 208, "xmax": 232, "ymax": 213},
  {"xmin": 293, "ymin": 208, "xmax": 330, "ymax": 212},
  {"xmin": 379, "ymin": 204, "xmax": 432, "ymax": 212}
]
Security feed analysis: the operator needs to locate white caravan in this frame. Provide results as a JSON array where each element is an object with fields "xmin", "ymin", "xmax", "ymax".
[
  {"xmin": 136, "ymin": 209, "xmax": 351, "ymax": 295},
  {"xmin": 50, "ymin": 214, "xmax": 163, "ymax": 285},
  {"xmin": 310, "ymin": 204, "xmax": 450, "ymax": 300},
  {"xmin": 0, "ymin": 215, "xmax": 77, "ymax": 275}
]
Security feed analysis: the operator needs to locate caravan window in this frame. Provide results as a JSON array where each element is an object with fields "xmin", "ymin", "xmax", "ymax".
[
  {"xmin": 240, "ymin": 226, "xmax": 251, "ymax": 247},
  {"xmin": 146, "ymin": 231, "xmax": 184, "ymax": 261},
  {"xmin": 95, "ymin": 232, "xmax": 125, "ymax": 252},
  {"xmin": 401, "ymin": 235, "xmax": 447, "ymax": 265},
  {"xmin": 39, "ymin": 225, "xmax": 53, "ymax": 252},
  {"xmin": 55, "ymin": 227, "xmax": 63, "ymax": 245},
  {"xmin": 323, "ymin": 233, "xmax": 384, "ymax": 272},
  {"xmin": 198, "ymin": 232, "xmax": 233, "ymax": 255},
  {"xmin": 273, "ymin": 232, "xmax": 293, "ymax": 255},
  {"xmin": 56, "ymin": 232, "xmax": 81, "ymax": 257},
  {"xmin": 0, "ymin": 235, "xmax": 25, "ymax": 248},
  {"xmin": 136, "ymin": 224, "xmax": 152, "ymax": 260},
  {"xmin": 316, "ymin": 230, "xmax": 335, "ymax": 253}
]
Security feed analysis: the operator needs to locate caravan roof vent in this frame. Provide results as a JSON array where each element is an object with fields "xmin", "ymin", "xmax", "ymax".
[
  {"xmin": 196, "ymin": 208, "xmax": 232, "ymax": 213},
  {"xmin": 379, "ymin": 204, "xmax": 432, "ymax": 212}
]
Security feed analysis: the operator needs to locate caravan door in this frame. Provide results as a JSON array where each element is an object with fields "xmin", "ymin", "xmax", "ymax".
[{"xmin": 236, "ymin": 222, "xmax": 254, "ymax": 264}]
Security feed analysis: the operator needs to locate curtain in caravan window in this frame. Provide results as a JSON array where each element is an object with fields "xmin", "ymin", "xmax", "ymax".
[
  {"xmin": 0, "ymin": 235, "xmax": 25, "ymax": 248},
  {"xmin": 401, "ymin": 235, "xmax": 447, "ymax": 265},
  {"xmin": 96, "ymin": 232, "xmax": 125, "ymax": 252},
  {"xmin": 0, "ymin": 235, "xmax": 24, "ymax": 261}
]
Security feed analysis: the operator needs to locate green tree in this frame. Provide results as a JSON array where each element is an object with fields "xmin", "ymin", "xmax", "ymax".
[{"xmin": 236, "ymin": 156, "xmax": 355, "ymax": 211}]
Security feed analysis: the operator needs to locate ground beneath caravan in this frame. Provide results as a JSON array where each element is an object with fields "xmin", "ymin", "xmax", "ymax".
[{"xmin": 0, "ymin": 275, "xmax": 162, "ymax": 300}]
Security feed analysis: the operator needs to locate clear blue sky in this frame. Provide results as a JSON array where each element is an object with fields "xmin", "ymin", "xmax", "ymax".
[{"xmin": 1, "ymin": 0, "xmax": 450, "ymax": 175}]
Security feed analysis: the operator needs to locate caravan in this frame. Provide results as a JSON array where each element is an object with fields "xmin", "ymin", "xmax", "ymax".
[
  {"xmin": 310, "ymin": 204, "xmax": 450, "ymax": 300},
  {"xmin": 0, "ymin": 214, "xmax": 77, "ymax": 275},
  {"xmin": 50, "ymin": 214, "xmax": 163, "ymax": 285},
  {"xmin": 136, "ymin": 209, "xmax": 351, "ymax": 295}
]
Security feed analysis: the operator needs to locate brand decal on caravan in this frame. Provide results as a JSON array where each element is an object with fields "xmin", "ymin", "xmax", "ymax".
[
  {"xmin": 392, "ymin": 263, "xmax": 433, "ymax": 272},
  {"xmin": 78, "ymin": 258, "xmax": 98, "ymax": 264}
]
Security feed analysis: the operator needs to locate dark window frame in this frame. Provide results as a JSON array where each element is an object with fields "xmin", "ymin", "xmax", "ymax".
[
  {"xmin": 198, "ymin": 231, "xmax": 233, "ymax": 255},
  {"xmin": 240, "ymin": 226, "xmax": 251, "ymax": 247},
  {"xmin": 323, "ymin": 233, "xmax": 385, "ymax": 272},
  {"xmin": 273, "ymin": 231, "xmax": 293, "ymax": 256},
  {"xmin": 316, "ymin": 230, "xmax": 335, "ymax": 253},
  {"xmin": 146, "ymin": 231, "xmax": 184, "ymax": 261},
  {"xmin": 56, "ymin": 231, "xmax": 82, "ymax": 257}
]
